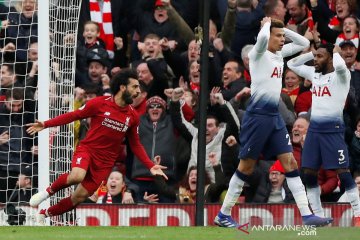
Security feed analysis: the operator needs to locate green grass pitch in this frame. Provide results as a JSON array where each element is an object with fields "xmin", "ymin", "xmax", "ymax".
[{"xmin": 0, "ymin": 227, "xmax": 359, "ymax": 240}]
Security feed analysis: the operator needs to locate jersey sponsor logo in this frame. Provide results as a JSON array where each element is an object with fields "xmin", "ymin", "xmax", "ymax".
[
  {"xmin": 270, "ymin": 66, "xmax": 283, "ymax": 78},
  {"xmin": 76, "ymin": 157, "xmax": 82, "ymax": 165},
  {"xmin": 312, "ymin": 86, "xmax": 331, "ymax": 97},
  {"xmin": 101, "ymin": 117, "xmax": 130, "ymax": 132}
]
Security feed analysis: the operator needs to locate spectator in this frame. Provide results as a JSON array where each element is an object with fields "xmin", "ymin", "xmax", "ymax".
[
  {"xmin": 286, "ymin": 0, "xmax": 314, "ymax": 36},
  {"xmin": 129, "ymin": 96, "xmax": 177, "ymax": 203},
  {"xmin": 263, "ymin": 0, "xmax": 287, "ymax": 22},
  {"xmin": 7, "ymin": 164, "xmax": 37, "ymax": 205},
  {"xmin": 334, "ymin": 15, "xmax": 359, "ymax": 48},
  {"xmin": 76, "ymin": 21, "xmax": 108, "ymax": 78},
  {"xmin": 89, "ymin": 169, "xmax": 159, "ymax": 204},
  {"xmin": 78, "ymin": 0, "xmax": 130, "ymax": 68},
  {"xmin": 136, "ymin": 61, "xmax": 168, "ymax": 100},
  {"xmin": 0, "ymin": 89, "xmax": 33, "ymax": 204},
  {"xmin": 130, "ymin": 0, "xmax": 194, "ymax": 53},
  {"xmin": 77, "ymin": 49, "xmax": 110, "ymax": 87},
  {"xmin": 4, "ymin": 0, "xmax": 37, "ymax": 63},
  {"xmin": 230, "ymin": 0, "xmax": 266, "ymax": 61},
  {"xmin": 246, "ymin": 160, "xmax": 295, "ymax": 203},
  {"xmin": 282, "ymin": 69, "xmax": 304, "ymax": 106},
  {"xmin": 348, "ymin": 116, "xmax": 360, "ymax": 174},
  {"xmin": 310, "ymin": 0, "xmax": 357, "ymax": 44},
  {"xmin": 221, "ymin": 60, "xmax": 247, "ymax": 101},
  {"xmin": 169, "ymin": 89, "xmax": 240, "ymax": 183}
]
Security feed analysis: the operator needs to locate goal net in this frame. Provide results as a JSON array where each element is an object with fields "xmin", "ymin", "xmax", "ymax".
[{"xmin": 0, "ymin": 0, "xmax": 82, "ymax": 226}]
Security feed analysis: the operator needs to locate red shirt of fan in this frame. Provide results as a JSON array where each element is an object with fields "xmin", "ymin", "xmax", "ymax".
[{"xmin": 44, "ymin": 96, "xmax": 154, "ymax": 170}]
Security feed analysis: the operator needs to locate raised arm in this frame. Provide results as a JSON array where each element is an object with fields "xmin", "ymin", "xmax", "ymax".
[
  {"xmin": 287, "ymin": 52, "xmax": 315, "ymax": 81},
  {"xmin": 333, "ymin": 46, "xmax": 351, "ymax": 84},
  {"xmin": 281, "ymin": 28, "xmax": 310, "ymax": 57},
  {"xmin": 249, "ymin": 18, "xmax": 271, "ymax": 58}
]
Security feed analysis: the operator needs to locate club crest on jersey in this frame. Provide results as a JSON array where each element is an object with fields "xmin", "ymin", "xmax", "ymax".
[
  {"xmin": 312, "ymin": 86, "xmax": 331, "ymax": 97},
  {"xmin": 270, "ymin": 66, "xmax": 282, "ymax": 78}
]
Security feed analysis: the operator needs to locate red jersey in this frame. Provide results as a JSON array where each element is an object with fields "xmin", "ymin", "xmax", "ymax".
[{"xmin": 44, "ymin": 96, "xmax": 154, "ymax": 169}]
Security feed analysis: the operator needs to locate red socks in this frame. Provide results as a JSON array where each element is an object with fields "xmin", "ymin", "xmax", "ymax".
[
  {"xmin": 47, "ymin": 173, "xmax": 70, "ymax": 195},
  {"xmin": 47, "ymin": 197, "xmax": 76, "ymax": 216}
]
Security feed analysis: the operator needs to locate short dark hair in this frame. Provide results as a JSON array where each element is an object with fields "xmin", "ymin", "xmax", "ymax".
[
  {"xmin": 110, "ymin": 68, "xmax": 138, "ymax": 95},
  {"xmin": 5, "ymin": 88, "xmax": 24, "ymax": 100},
  {"xmin": 263, "ymin": 0, "xmax": 279, "ymax": 16},
  {"xmin": 237, "ymin": 0, "xmax": 252, "ymax": 8},
  {"xmin": 271, "ymin": 19, "xmax": 285, "ymax": 30},
  {"xmin": 83, "ymin": 83, "xmax": 103, "ymax": 96},
  {"xmin": 207, "ymin": 115, "xmax": 219, "ymax": 127},
  {"xmin": 318, "ymin": 43, "xmax": 334, "ymax": 56}
]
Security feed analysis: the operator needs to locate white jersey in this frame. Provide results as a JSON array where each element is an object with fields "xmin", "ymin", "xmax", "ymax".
[
  {"xmin": 287, "ymin": 52, "xmax": 351, "ymax": 132},
  {"xmin": 247, "ymin": 22, "xmax": 309, "ymax": 115}
]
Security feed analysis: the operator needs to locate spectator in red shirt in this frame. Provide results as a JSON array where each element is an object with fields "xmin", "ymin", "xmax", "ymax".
[{"xmin": 26, "ymin": 69, "xmax": 168, "ymax": 224}]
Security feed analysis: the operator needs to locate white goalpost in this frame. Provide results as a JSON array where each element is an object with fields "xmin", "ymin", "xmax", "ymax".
[{"xmin": 0, "ymin": 0, "xmax": 82, "ymax": 226}]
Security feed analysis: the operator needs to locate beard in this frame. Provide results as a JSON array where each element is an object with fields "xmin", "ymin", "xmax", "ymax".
[{"xmin": 122, "ymin": 90, "xmax": 134, "ymax": 105}]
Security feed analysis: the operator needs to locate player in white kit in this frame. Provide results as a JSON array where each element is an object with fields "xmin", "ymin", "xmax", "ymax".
[
  {"xmin": 288, "ymin": 43, "xmax": 360, "ymax": 226},
  {"xmin": 214, "ymin": 17, "xmax": 333, "ymax": 228}
]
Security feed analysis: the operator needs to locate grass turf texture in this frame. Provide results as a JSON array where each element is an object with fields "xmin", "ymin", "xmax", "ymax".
[{"xmin": 0, "ymin": 227, "xmax": 359, "ymax": 240}]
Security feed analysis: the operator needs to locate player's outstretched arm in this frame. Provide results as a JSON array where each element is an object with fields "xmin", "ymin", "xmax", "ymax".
[{"xmin": 26, "ymin": 120, "xmax": 45, "ymax": 135}]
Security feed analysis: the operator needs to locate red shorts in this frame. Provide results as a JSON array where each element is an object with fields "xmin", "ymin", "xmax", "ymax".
[{"xmin": 71, "ymin": 146, "xmax": 113, "ymax": 195}]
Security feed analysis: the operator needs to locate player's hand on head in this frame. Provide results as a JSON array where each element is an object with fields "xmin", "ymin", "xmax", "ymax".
[
  {"xmin": 26, "ymin": 120, "xmax": 45, "ymax": 135},
  {"xmin": 261, "ymin": 17, "xmax": 271, "ymax": 28},
  {"xmin": 150, "ymin": 165, "xmax": 168, "ymax": 180}
]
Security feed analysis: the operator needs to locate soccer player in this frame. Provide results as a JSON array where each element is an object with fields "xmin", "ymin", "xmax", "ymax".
[
  {"xmin": 287, "ymin": 43, "xmax": 360, "ymax": 226},
  {"xmin": 27, "ymin": 69, "xmax": 168, "ymax": 224},
  {"xmin": 214, "ymin": 17, "xmax": 333, "ymax": 227}
]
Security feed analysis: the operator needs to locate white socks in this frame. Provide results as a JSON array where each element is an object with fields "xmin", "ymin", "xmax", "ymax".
[
  {"xmin": 286, "ymin": 176, "xmax": 312, "ymax": 216},
  {"xmin": 220, "ymin": 173, "xmax": 245, "ymax": 215},
  {"xmin": 345, "ymin": 187, "xmax": 360, "ymax": 217},
  {"xmin": 306, "ymin": 186, "xmax": 324, "ymax": 217}
]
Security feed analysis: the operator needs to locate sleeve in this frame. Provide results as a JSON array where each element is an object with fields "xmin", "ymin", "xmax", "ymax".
[
  {"xmin": 126, "ymin": 115, "xmax": 155, "ymax": 170},
  {"xmin": 287, "ymin": 52, "xmax": 315, "ymax": 82},
  {"xmin": 281, "ymin": 28, "xmax": 310, "ymax": 58},
  {"xmin": 248, "ymin": 22, "xmax": 270, "ymax": 59},
  {"xmin": 333, "ymin": 52, "xmax": 351, "ymax": 83},
  {"xmin": 169, "ymin": 100, "xmax": 197, "ymax": 138},
  {"xmin": 44, "ymin": 97, "xmax": 98, "ymax": 128}
]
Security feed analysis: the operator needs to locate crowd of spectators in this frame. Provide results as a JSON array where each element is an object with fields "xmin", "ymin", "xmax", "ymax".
[{"xmin": 1, "ymin": 0, "xmax": 360, "ymax": 209}]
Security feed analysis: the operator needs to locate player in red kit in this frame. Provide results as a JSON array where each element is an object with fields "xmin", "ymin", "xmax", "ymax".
[{"xmin": 26, "ymin": 69, "xmax": 168, "ymax": 224}]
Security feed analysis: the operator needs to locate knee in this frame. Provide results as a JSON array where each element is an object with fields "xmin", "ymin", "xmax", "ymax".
[{"xmin": 238, "ymin": 159, "xmax": 255, "ymax": 175}]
